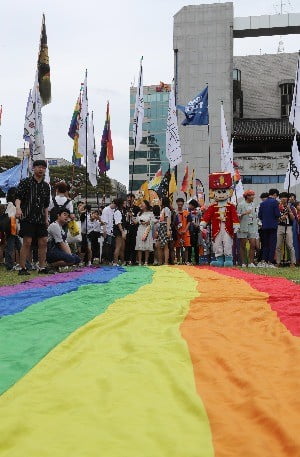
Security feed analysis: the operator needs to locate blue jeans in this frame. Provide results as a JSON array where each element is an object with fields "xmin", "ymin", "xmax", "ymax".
[
  {"xmin": 46, "ymin": 246, "xmax": 81, "ymax": 265},
  {"xmin": 262, "ymin": 228, "xmax": 277, "ymax": 263}
]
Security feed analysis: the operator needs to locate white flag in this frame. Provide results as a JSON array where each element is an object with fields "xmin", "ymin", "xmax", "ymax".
[
  {"xmin": 132, "ymin": 58, "xmax": 144, "ymax": 149},
  {"xmin": 220, "ymin": 103, "xmax": 231, "ymax": 171},
  {"xmin": 289, "ymin": 55, "xmax": 300, "ymax": 133},
  {"xmin": 284, "ymin": 134, "xmax": 300, "ymax": 189},
  {"xmin": 23, "ymin": 76, "xmax": 46, "ymax": 161},
  {"xmin": 87, "ymin": 112, "xmax": 97, "ymax": 187},
  {"xmin": 32, "ymin": 78, "xmax": 45, "ymax": 160},
  {"xmin": 166, "ymin": 85, "xmax": 182, "ymax": 168},
  {"xmin": 78, "ymin": 71, "xmax": 88, "ymax": 159},
  {"xmin": 44, "ymin": 160, "xmax": 50, "ymax": 183}
]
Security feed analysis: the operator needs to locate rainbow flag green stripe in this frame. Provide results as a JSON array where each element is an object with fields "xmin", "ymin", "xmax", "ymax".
[{"xmin": 0, "ymin": 267, "xmax": 153, "ymax": 396}]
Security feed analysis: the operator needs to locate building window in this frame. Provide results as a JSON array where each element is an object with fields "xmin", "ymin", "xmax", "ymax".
[
  {"xmin": 279, "ymin": 82, "xmax": 294, "ymax": 118},
  {"xmin": 129, "ymin": 151, "xmax": 147, "ymax": 159},
  {"xmin": 242, "ymin": 175, "xmax": 285, "ymax": 184},
  {"xmin": 130, "ymin": 180, "xmax": 146, "ymax": 191},
  {"xmin": 129, "ymin": 164, "xmax": 148, "ymax": 174}
]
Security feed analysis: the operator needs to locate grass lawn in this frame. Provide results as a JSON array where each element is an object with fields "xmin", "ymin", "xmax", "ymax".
[
  {"xmin": 0, "ymin": 265, "xmax": 299, "ymax": 288},
  {"xmin": 237, "ymin": 266, "xmax": 300, "ymax": 282},
  {"xmin": 0, "ymin": 266, "xmax": 38, "ymax": 286}
]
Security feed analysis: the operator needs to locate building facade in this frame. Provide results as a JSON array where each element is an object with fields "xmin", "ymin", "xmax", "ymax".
[
  {"xmin": 129, "ymin": 83, "xmax": 171, "ymax": 191},
  {"xmin": 233, "ymin": 53, "xmax": 298, "ymax": 197},
  {"xmin": 173, "ymin": 3, "xmax": 300, "ymax": 199}
]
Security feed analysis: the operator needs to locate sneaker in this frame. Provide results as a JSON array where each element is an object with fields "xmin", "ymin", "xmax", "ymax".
[
  {"xmin": 257, "ymin": 261, "xmax": 267, "ymax": 268},
  {"xmin": 38, "ymin": 267, "xmax": 55, "ymax": 274},
  {"xmin": 241, "ymin": 264, "xmax": 247, "ymax": 268},
  {"xmin": 112, "ymin": 263, "xmax": 119, "ymax": 267},
  {"xmin": 268, "ymin": 263, "xmax": 277, "ymax": 268},
  {"xmin": 18, "ymin": 268, "xmax": 30, "ymax": 276},
  {"xmin": 248, "ymin": 263, "xmax": 256, "ymax": 268}
]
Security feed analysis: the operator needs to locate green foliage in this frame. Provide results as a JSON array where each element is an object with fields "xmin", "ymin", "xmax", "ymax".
[
  {"xmin": 49, "ymin": 165, "xmax": 112, "ymax": 197},
  {"xmin": 0, "ymin": 156, "xmax": 21, "ymax": 171}
]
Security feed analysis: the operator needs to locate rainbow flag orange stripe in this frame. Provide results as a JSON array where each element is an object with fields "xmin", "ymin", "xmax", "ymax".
[{"xmin": 0, "ymin": 266, "xmax": 300, "ymax": 456}]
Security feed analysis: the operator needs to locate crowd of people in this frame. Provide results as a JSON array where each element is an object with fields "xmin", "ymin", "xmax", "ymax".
[{"xmin": 0, "ymin": 160, "xmax": 300, "ymax": 274}]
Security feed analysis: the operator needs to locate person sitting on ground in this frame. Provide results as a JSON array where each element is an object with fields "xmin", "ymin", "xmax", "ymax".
[{"xmin": 46, "ymin": 208, "xmax": 81, "ymax": 268}]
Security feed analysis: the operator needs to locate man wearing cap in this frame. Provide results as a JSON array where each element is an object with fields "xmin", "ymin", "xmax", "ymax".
[
  {"xmin": 237, "ymin": 190, "xmax": 258, "ymax": 267},
  {"xmin": 15, "ymin": 159, "xmax": 51, "ymax": 275}
]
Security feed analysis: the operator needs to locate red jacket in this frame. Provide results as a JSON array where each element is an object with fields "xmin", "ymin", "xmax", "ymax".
[{"xmin": 201, "ymin": 202, "xmax": 239, "ymax": 240}]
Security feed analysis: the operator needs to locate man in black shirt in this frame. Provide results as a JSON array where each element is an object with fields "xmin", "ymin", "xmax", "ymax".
[{"xmin": 15, "ymin": 160, "xmax": 51, "ymax": 275}]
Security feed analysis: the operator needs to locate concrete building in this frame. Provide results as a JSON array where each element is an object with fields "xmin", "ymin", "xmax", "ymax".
[
  {"xmin": 173, "ymin": 3, "xmax": 300, "ymax": 198},
  {"xmin": 17, "ymin": 148, "xmax": 30, "ymax": 159},
  {"xmin": 110, "ymin": 179, "xmax": 127, "ymax": 198},
  {"xmin": 129, "ymin": 83, "xmax": 171, "ymax": 191}
]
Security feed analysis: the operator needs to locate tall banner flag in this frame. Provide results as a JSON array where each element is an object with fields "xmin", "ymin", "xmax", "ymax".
[
  {"xmin": 177, "ymin": 86, "xmax": 209, "ymax": 126},
  {"xmin": 78, "ymin": 71, "xmax": 88, "ymax": 161},
  {"xmin": 195, "ymin": 178, "xmax": 205, "ymax": 207},
  {"xmin": 38, "ymin": 14, "xmax": 51, "ymax": 106},
  {"xmin": 156, "ymin": 170, "xmax": 171, "ymax": 198},
  {"xmin": 87, "ymin": 112, "xmax": 97, "ymax": 187},
  {"xmin": 148, "ymin": 168, "xmax": 162, "ymax": 191},
  {"xmin": 23, "ymin": 81, "xmax": 45, "ymax": 161},
  {"xmin": 166, "ymin": 85, "xmax": 182, "ymax": 167},
  {"xmin": 289, "ymin": 53, "xmax": 300, "ymax": 133},
  {"xmin": 23, "ymin": 15, "xmax": 51, "ymax": 161},
  {"xmin": 98, "ymin": 102, "xmax": 113, "ymax": 173},
  {"xmin": 188, "ymin": 168, "xmax": 195, "ymax": 198},
  {"xmin": 284, "ymin": 134, "xmax": 300, "ymax": 189},
  {"xmin": 132, "ymin": 57, "xmax": 144, "ymax": 150},
  {"xmin": 221, "ymin": 103, "xmax": 233, "ymax": 173},
  {"xmin": 181, "ymin": 165, "xmax": 189, "ymax": 198},
  {"xmin": 68, "ymin": 89, "xmax": 83, "ymax": 166}
]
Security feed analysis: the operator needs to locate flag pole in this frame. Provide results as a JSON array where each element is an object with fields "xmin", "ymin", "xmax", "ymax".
[
  {"xmin": 84, "ymin": 69, "xmax": 88, "ymax": 240},
  {"xmin": 282, "ymin": 51, "xmax": 300, "ymax": 265},
  {"xmin": 130, "ymin": 56, "xmax": 143, "ymax": 198},
  {"xmin": 207, "ymin": 83, "xmax": 211, "ymax": 174}
]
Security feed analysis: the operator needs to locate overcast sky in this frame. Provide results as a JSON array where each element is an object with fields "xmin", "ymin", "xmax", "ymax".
[{"xmin": 1, "ymin": 0, "xmax": 299, "ymax": 186}]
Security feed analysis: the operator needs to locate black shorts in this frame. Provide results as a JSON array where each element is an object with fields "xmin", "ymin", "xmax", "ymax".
[{"xmin": 19, "ymin": 221, "xmax": 48, "ymax": 239}]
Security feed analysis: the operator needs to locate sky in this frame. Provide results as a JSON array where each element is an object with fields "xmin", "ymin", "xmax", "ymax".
[{"xmin": 0, "ymin": 0, "xmax": 299, "ymax": 187}]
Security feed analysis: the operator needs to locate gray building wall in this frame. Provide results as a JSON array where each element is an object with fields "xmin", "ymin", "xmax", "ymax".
[
  {"xmin": 233, "ymin": 53, "xmax": 298, "ymax": 119},
  {"xmin": 174, "ymin": 2, "xmax": 234, "ymax": 196}
]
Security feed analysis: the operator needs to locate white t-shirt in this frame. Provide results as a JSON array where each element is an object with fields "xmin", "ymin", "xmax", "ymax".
[
  {"xmin": 101, "ymin": 206, "xmax": 115, "ymax": 235},
  {"xmin": 48, "ymin": 195, "xmax": 73, "ymax": 213}
]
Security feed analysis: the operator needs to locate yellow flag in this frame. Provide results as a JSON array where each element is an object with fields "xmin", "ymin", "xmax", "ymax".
[{"xmin": 169, "ymin": 171, "xmax": 177, "ymax": 195}]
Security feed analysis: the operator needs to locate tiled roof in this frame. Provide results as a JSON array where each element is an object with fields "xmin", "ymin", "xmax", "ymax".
[{"xmin": 233, "ymin": 118, "xmax": 298, "ymax": 141}]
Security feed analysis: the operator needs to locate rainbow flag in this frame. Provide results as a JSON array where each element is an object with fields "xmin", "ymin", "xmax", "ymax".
[
  {"xmin": 98, "ymin": 102, "xmax": 113, "ymax": 173},
  {"xmin": 148, "ymin": 168, "xmax": 162, "ymax": 191},
  {"xmin": 1, "ymin": 266, "xmax": 300, "ymax": 456}
]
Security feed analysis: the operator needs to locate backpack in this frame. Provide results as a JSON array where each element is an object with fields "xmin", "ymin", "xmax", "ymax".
[{"xmin": 49, "ymin": 197, "xmax": 71, "ymax": 223}]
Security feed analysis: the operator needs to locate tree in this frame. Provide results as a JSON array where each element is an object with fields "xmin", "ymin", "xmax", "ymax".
[
  {"xmin": 49, "ymin": 165, "xmax": 112, "ymax": 198},
  {"xmin": 0, "ymin": 156, "xmax": 21, "ymax": 171}
]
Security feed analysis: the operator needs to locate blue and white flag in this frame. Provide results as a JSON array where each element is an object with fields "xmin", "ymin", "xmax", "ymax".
[{"xmin": 177, "ymin": 86, "xmax": 208, "ymax": 126}]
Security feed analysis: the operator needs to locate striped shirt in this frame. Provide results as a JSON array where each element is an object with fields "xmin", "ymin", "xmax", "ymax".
[{"xmin": 16, "ymin": 177, "xmax": 50, "ymax": 224}]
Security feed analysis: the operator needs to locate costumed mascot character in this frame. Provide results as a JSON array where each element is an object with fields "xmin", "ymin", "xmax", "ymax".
[{"xmin": 200, "ymin": 172, "xmax": 239, "ymax": 267}]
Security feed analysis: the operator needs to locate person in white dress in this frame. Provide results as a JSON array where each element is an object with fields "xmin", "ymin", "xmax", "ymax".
[{"xmin": 135, "ymin": 200, "xmax": 153, "ymax": 266}]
